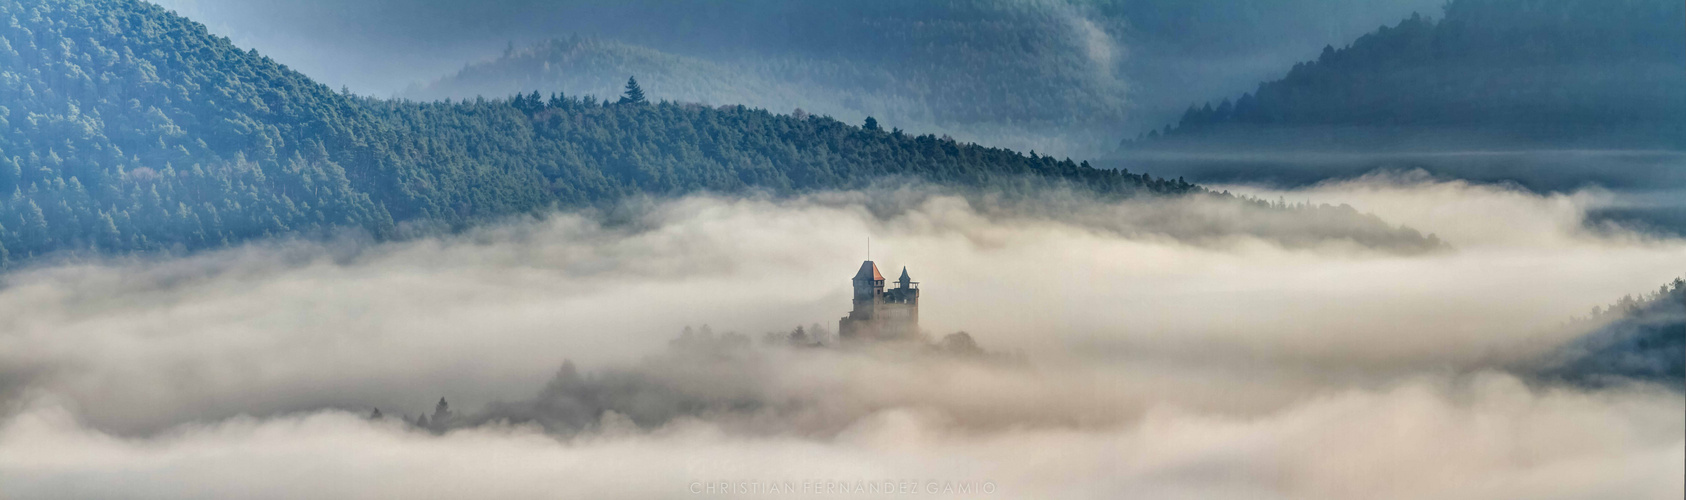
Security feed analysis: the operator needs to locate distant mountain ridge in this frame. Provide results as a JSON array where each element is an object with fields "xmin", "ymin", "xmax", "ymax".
[
  {"xmin": 401, "ymin": 18, "xmax": 1134, "ymax": 158},
  {"xmin": 390, "ymin": 1, "xmax": 1457, "ymax": 159},
  {"xmin": 1121, "ymin": 0, "xmax": 1686, "ymax": 152},
  {"xmin": 404, "ymin": 36, "xmax": 808, "ymax": 126}
]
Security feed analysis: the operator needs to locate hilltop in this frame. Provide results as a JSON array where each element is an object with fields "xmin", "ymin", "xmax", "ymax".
[
  {"xmin": 1538, "ymin": 277, "xmax": 1686, "ymax": 388},
  {"xmin": 1120, "ymin": 0, "xmax": 1686, "ymax": 152}
]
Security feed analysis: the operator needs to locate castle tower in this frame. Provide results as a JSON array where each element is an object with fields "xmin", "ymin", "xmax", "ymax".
[
  {"xmin": 840, "ymin": 260, "xmax": 919, "ymax": 341},
  {"xmin": 852, "ymin": 260, "xmax": 885, "ymax": 309}
]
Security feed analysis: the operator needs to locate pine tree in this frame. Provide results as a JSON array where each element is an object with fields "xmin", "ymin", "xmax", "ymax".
[
  {"xmin": 619, "ymin": 76, "xmax": 647, "ymax": 105},
  {"xmin": 432, "ymin": 397, "xmax": 452, "ymax": 426}
]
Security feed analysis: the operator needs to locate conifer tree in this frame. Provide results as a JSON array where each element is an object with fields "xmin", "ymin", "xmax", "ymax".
[
  {"xmin": 619, "ymin": 76, "xmax": 647, "ymax": 105},
  {"xmin": 433, "ymin": 397, "xmax": 452, "ymax": 425}
]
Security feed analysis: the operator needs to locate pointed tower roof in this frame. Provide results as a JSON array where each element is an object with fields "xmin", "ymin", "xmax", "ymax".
[
  {"xmin": 898, "ymin": 267, "xmax": 911, "ymax": 282},
  {"xmin": 854, "ymin": 261, "xmax": 884, "ymax": 281}
]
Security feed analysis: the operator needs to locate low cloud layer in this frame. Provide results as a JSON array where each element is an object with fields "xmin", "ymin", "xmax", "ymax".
[
  {"xmin": 0, "ymin": 178, "xmax": 1681, "ymax": 498},
  {"xmin": 3, "ymin": 375, "xmax": 1679, "ymax": 499}
]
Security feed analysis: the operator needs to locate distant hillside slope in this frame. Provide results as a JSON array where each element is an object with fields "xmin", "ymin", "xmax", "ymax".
[
  {"xmin": 403, "ymin": 36, "xmax": 1112, "ymax": 155},
  {"xmin": 0, "ymin": 0, "xmax": 1213, "ymax": 266},
  {"xmin": 401, "ymin": 8, "xmax": 1133, "ymax": 158},
  {"xmin": 405, "ymin": 37, "xmax": 775, "ymax": 114},
  {"xmin": 394, "ymin": 1, "xmax": 1457, "ymax": 158},
  {"xmin": 1121, "ymin": 0, "xmax": 1686, "ymax": 152},
  {"xmin": 1540, "ymin": 277, "xmax": 1685, "ymax": 388}
]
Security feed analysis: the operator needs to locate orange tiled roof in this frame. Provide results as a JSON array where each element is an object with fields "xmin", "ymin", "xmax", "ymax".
[{"xmin": 854, "ymin": 261, "xmax": 884, "ymax": 281}]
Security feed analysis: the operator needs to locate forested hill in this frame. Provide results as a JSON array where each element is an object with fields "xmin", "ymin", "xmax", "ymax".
[
  {"xmin": 1540, "ymin": 277, "xmax": 1685, "ymax": 388},
  {"xmin": 1121, "ymin": 0, "xmax": 1686, "ymax": 152},
  {"xmin": 0, "ymin": 0, "xmax": 1197, "ymax": 267}
]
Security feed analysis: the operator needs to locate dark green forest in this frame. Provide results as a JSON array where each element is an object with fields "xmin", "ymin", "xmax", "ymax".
[
  {"xmin": 0, "ymin": 0, "xmax": 1216, "ymax": 266},
  {"xmin": 1125, "ymin": 0, "xmax": 1686, "ymax": 151}
]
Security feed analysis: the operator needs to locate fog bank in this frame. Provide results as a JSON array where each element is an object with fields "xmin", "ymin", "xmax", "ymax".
[{"xmin": 0, "ymin": 179, "xmax": 1680, "ymax": 498}]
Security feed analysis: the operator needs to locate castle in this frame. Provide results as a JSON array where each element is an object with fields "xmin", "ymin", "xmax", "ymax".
[{"xmin": 839, "ymin": 261, "xmax": 920, "ymax": 341}]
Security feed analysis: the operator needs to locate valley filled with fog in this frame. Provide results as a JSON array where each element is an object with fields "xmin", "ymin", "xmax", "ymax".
[{"xmin": 1, "ymin": 177, "xmax": 1680, "ymax": 498}]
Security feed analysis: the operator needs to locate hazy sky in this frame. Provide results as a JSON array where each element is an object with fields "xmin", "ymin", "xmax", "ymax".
[{"xmin": 0, "ymin": 175, "xmax": 1679, "ymax": 498}]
